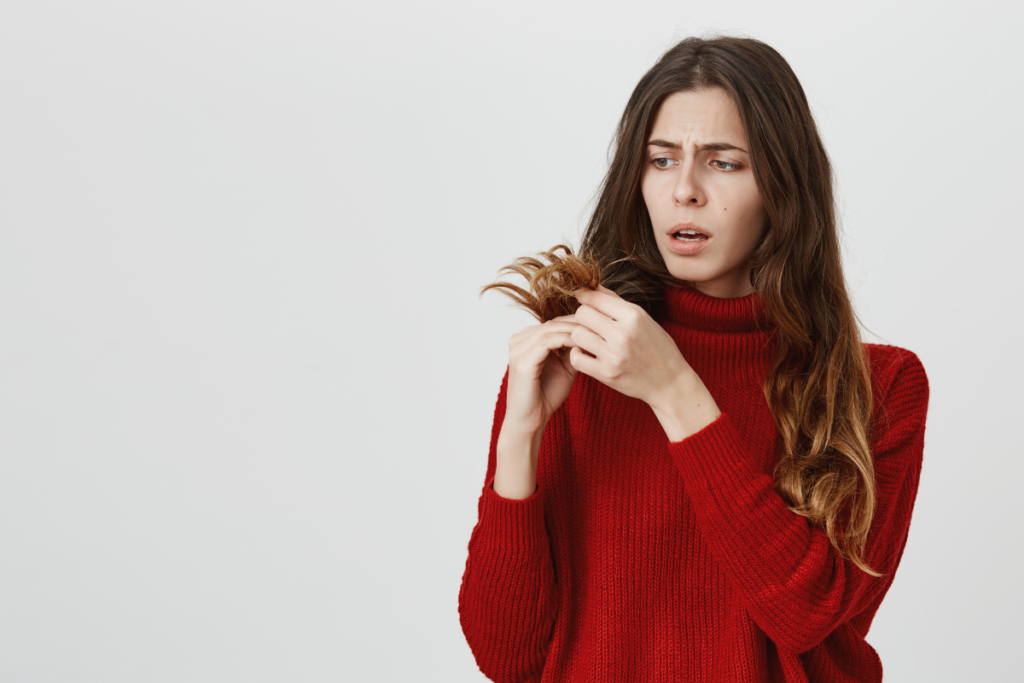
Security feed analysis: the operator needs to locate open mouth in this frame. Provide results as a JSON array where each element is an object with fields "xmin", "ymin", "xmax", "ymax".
[{"xmin": 672, "ymin": 229, "xmax": 709, "ymax": 242}]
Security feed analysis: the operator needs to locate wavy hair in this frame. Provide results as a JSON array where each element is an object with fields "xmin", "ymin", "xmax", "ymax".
[{"xmin": 483, "ymin": 36, "xmax": 879, "ymax": 576}]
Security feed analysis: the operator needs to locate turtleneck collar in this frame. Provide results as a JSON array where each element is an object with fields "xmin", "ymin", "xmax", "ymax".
[
  {"xmin": 660, "ymin": 283, "xmax": 771, "ymax": 334},
  {"xmin": 658, "ymin": 283, "xmax": 774, "ymax": 384}
]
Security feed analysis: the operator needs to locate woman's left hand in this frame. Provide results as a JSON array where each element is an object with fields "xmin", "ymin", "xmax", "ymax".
[{"xmin": 570, "ymin": 284, "xmax": 721, "ymax": 441}]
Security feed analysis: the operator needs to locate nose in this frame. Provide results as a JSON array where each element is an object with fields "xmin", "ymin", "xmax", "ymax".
[{"xmin": 672, "ymin": 156, "xmax": 705, "ymax": 206}]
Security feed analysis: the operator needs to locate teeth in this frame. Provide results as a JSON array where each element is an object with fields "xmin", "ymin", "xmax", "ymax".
[{"xmin": 674, "ymin": 229, "xmax": 706, "ymax": 241}]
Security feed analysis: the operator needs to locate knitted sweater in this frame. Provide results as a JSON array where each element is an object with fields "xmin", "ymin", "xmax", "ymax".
[{"xmin": 458, "ymin": 284, "xmax": 930, "ymax": 682}]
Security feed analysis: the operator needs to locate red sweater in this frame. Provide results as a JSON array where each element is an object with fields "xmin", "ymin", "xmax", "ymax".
[{"xmin": 459, "ymin": 284, "xmax": 930, "ymax": 682}]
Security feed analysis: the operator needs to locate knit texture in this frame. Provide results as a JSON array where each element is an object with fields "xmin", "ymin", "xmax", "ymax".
[{"xmin": 459, "ymin": 284, "xmax": 930, "ymax": 683}]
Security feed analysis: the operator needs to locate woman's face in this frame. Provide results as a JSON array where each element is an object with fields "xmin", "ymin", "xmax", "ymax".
[{"xmin": 640, "ymin": 88, "xmax": 768, "ymax": 298}]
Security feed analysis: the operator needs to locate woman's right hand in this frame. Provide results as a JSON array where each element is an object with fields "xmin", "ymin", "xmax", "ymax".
[
  {"xmin": 503, "ymin": 314, "xmax": 581, "ymax": 439},
  {"xmin": 493, "ymin": 314, "xmax": 580, "ymax": 500}
]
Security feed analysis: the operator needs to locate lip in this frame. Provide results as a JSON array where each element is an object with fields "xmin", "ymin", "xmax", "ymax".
[
  {"xmin": 666, "ymin": 222, "xmax": 710, "ymax": 237},
  {"xmin": 665, "ymin": 222, "xmax": 711, "ymax": 256}
]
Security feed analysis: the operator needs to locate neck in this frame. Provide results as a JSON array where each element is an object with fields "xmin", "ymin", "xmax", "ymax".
[{"xmin": 687, "ymin": 269, "xmax": 755, "ymax": 299}]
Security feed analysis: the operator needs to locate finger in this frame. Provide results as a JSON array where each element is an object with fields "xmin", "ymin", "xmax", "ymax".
[
  {"xmin": 568, "ymin": 345, "xmax": 600, "ymax": 378},
  {"xmin": 573, "ymin": 303, "xmax": 617, "ymax": 341},
  {"xmin": 514, "ymin": 330, "xmax": 578, "ymax": 371},
  {"xmin": 509, "ymin": 321, "xmax": 580, "ymax": 354},
  {"xmin": 570, "ymin": 323, "xmax": 611, "ymax": 359},
  {"xmin": 538, "ymin": 320, "xmax": 580, "ymax": 333},
  {"xmin": 575, "ymin": 286, "xmax": 636, "ymax": 321}
]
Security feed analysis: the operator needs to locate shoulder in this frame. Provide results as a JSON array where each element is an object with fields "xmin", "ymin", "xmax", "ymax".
[
  {"xmin": 863, "ymin": 343, "xmax": 930, "ymax": 437},
  {"xmin": 863, "ymin": 343, "xmax": 929, "ymax": 397}
]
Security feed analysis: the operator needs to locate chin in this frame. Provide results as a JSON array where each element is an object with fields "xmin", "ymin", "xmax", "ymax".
[{"xmin": 665, "ymin": 265, "xmax": 717, "ymax": 284}]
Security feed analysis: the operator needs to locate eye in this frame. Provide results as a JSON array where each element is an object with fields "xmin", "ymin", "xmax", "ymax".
[
  {"xmin": 652, "ymin": 158, "xmax": 677, "ymax": 169},
  {"xmin": 711, "ymin": 159, "xmax": 741, "ymax": 171}
]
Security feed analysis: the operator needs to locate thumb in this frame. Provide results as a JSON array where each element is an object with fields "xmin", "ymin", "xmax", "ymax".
[{"xmin": 557, "ymin": 348, "xmax": 579, "ymax": 375}]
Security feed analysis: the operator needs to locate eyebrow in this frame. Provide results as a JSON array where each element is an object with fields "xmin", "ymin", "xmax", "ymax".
[{"xmin": 647, "ymin": 139, "xmax": 749, "ymax": 154}]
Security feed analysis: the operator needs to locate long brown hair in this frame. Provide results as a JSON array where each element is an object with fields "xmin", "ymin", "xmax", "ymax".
[{"xmin": 484, "ymin": 36, "xmax": 879, "ymax": 576}]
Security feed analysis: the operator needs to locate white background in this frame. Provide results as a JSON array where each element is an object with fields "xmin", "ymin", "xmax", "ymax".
[{"xmin": 1, "ymin": 1, "xmax": 1021, "ymax": 681}]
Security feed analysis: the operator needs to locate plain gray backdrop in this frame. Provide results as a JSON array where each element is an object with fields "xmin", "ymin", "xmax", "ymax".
[{"xmin": 1, "ymin": 1, "xmax": 1021, "ymax": 681}]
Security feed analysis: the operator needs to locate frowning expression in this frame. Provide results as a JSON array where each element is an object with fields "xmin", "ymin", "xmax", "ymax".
[{"xmin": 641, "ymin": 88, "xmax": 768, "ymax": 298}]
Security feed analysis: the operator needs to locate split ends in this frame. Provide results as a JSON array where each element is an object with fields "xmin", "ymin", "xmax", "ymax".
[{"xmin": 480, "ymin": 245, "xmax": 602, "ymax": 323}]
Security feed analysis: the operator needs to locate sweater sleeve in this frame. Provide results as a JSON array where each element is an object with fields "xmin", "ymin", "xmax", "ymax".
[
  {"xmin": 458, "ymin": 367, "xmax": 558, "ymax": 683},
  {"xmin": 667, "ymin": 347, "xmax": 930, "ymax": 654}
]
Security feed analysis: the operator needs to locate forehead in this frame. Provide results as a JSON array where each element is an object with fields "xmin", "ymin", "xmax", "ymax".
[{"xmin": 649, "ymin": 88, "xmax": 747, "ymax": 145}]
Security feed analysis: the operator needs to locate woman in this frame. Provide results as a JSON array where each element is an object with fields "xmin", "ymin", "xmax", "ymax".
[{"xmin": 458, "ymin": 35, "xmax": 929, "ymax": 682}]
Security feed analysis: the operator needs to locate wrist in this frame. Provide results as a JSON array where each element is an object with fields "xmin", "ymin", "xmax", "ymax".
[
  {"xmin": 497, "ymin": 420, "xmax": 545, "ymax": 454},
  {"xmin": 494, "ymin": 426, "xmax": 543, "ymax": 500},
  {"xmin": 649, "ymin": 370, "xmax": 721, "ymax": 443}
]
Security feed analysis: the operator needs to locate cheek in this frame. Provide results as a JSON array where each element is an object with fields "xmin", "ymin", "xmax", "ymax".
[
  {"xmin": 640, "ymin": 175, "xmax": 657, "ymax": 211},
  {"xmin": 719, "ymin": 187, "xmax": 767, "ymax": 244},
  {"xmin": 641, "ymin": 173, "xmax": 670, "ymax": 215}
]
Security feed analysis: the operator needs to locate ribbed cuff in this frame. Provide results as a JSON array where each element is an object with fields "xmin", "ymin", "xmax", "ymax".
[
  {"xmin": 476, "ymin": 478, "xmax": 548, "ymax": 549},
  {"xmin": 667, "ymin": 412, "xmax": 758, "ymax": 491}
]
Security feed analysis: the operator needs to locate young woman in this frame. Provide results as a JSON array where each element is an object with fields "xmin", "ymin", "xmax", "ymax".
[{"xmin": 458, "ymin": 36, "xmax": 929, "ymax": 683}]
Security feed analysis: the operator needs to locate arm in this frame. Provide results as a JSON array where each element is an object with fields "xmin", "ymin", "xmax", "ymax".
[
  {"xmin": 458, "ymin": 368, "xmax": 560, "ymax": 683},
  {"xmin": 666, "ymin": 348, "xmax": 930, "ymax": 653}
]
